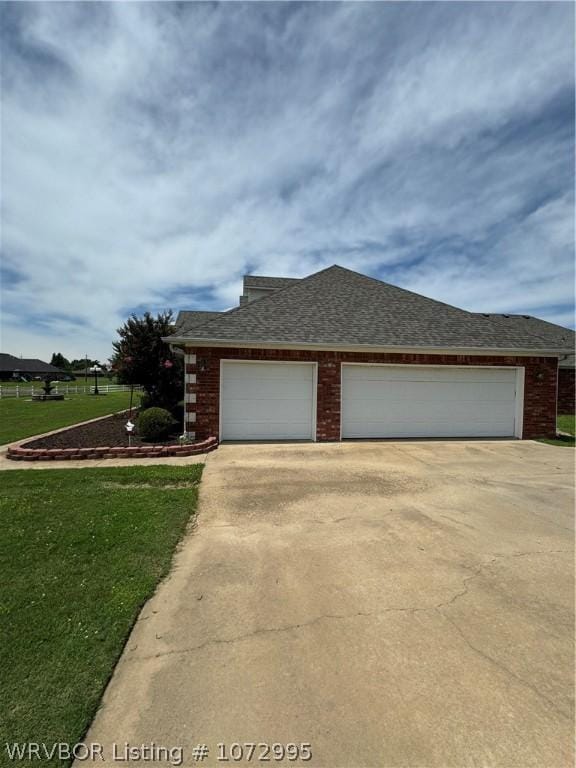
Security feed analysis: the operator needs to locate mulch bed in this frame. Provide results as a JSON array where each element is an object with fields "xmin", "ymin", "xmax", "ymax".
[{"xmin": 25, "ymin": 412, "xmax": 180, "ymax": 449}]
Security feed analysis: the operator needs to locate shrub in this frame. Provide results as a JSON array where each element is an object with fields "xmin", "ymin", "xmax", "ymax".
[{"xmin": 138, "ymin": 407, "xmax": 178, "ymax": 442}]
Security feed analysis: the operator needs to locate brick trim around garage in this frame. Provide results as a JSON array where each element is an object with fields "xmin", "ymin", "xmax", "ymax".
[{"xmin": 184, "ymin": 347, "xmax": 558, "ymax": 441}]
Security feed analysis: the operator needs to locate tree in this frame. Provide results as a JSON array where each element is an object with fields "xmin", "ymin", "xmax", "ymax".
[
  {"xmin": 69, "ymin": 358, "xmax": 100, "ymax": 371},
  {"xmin": 110, "ymin": 311, "xmax": 182, "ymax": 411},
  {"xmin": 50, "ymin": 353, "xmax": 71, "ymax": 370}
]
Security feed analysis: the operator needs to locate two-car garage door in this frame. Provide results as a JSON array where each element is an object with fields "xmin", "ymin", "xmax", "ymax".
[
  {"xmin": 341, "ymin": 365, "xmax": 518, "ymax": 438},
  {"xmin": 220, "ymin": 361, "xmax": 519, "ymax": 440}
]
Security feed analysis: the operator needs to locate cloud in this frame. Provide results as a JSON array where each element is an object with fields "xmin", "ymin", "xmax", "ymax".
[{"xmin": 1, "ymin": 1, "xmax": 574, "ymax": 360}]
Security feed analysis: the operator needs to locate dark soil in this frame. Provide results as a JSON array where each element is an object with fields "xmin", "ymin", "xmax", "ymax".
[{"xmin": 25, "ymin": 412, "xmax": 181, "ymax": 449}]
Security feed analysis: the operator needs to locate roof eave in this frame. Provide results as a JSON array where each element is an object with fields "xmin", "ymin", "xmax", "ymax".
[{"xmin": 162, "ymin": 336, "xmax": 570, "ymax": 357}]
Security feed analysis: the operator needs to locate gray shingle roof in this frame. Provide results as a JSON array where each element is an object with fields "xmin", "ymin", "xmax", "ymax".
[
  {"xmin": 174, "ymin": 310, "xmax": 223, "ymax": 333},
  {"xmin": 473, "ymin": 314, "xmax": 575, "ymax": 365},
  {"xmin": 0, "ymin": 353, "xmax": 64, "ymax": 374},
  {"xmin": 243, "ymin": 275, "xmax": 300, "ymax": 290},
  {"xmin": 170, "ymin": 266, "xmax": 574, "ymax": 353}
]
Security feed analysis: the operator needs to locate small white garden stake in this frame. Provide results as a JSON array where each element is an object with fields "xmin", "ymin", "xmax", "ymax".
[{"xmin": 125, "ymin": 420, "xmax": 135, "ymax": 447}]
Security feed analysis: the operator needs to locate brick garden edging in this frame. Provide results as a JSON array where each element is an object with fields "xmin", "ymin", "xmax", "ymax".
[{"xmin": 7, "ymin": 436, "xmax": 219, "ymax": 461}]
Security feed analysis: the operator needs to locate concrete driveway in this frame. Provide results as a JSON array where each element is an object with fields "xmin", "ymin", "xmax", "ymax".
[{"xmin": 84, "ymin": 441, "xmax": 574, "ymax": 767}]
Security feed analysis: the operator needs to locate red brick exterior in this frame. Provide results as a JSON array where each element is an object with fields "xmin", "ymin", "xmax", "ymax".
[
  {"xmin": 558, "ymin": 368, "xmax": 575, "ymax": 415},
  {"xmin": 184, "ymin": 347, "xmax": 558, "ymax": 441}
]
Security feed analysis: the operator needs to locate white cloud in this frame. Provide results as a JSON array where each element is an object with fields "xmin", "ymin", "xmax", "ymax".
[{"xmin": 1, "ymin": 1, "xmax": 574, "ymax": 361}]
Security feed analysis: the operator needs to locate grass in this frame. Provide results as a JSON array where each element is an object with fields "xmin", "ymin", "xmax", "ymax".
[
  {"xmin": 558, "ymin": 414, "xmax": 575, "ymax": 435},
  {"xmin": 0, "ymin": 464, "xmax": 203, "ymax": 767},
  {"xmin": 0, "ymin": 392, "xmax": 138, "ymax": 445},
  {"xmin": 538, "ymin": 413, "xmax": 575, "ymax": 447}
]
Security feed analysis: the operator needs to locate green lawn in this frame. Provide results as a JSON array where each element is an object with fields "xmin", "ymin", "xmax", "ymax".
[
  {"xmin": 0, "ymin": 464, "xmax": 203, "ymax": 767},
  {"xmin": 539, "ymin": 413, "xmax": 575, "ymax": 447},
  {"xmin": 558, "ymin": 414, "xmax": 575, "ymax": 435},
  {"xmin": 0, "ymin": 392, "xmax": 138, "ymax": 445}
]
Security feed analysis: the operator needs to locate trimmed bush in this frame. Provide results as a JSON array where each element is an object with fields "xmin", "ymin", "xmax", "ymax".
[{"xmin": 138, "ymin": 407, "xmax": 178, "ymax": 442}]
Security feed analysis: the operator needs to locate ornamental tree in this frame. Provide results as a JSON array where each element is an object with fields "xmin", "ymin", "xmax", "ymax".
[{"xmin": 111, "ymin": 311, "xmax": 182, "ymax": 411}]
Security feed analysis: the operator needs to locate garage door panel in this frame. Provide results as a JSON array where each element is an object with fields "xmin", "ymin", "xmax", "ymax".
[
  {"xmin": 345, "ymin": 380, "xmax": 516, "ymax": 403},
  {"xmin": 344, "ymin": 422, "xmax": 514, "ymax": 438},
  {"xmin": 345, "ymin": 415, "xmax": 515, "ymax": 438},
  {"xmin": 344, "ymin": 366, "xmax": 516, "ymax": 384},
  {"xmin": 222, "ymin": 420, "xmax": 314, "ymax": 441},
  {"xmin": 222, "ymin": 380, "xmax": 312, "ymax": 400},
  {"xmin": 342, "ymin": 365, "xmax": 518, "ymax": 439},
  {"xmin": 221, "ymin": 397, "xmax": 312, "ymax": 420},
  {"xmin": 221, "ymin": 362, "xmax": 315, "ymax": 440},
  {"xmin": 344, "ymin": 400, "xmax": 515, "ymax": 422},
  {"xmin": 224, "ymin": 364, "xmax": 314, "ymax": 382}
]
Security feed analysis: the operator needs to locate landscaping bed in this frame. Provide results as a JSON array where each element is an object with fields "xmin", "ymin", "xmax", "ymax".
[
  {"xmin": 7, "ymin": 413, "xmax": 218, "ymax": 461},
  {"xmin": 25, "ymin": 411, "xmax": 176, "ymax": 449}
]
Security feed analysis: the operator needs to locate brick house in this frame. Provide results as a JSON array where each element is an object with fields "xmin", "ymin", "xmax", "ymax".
[{"xmin": 167, "ymin": 266, "xmax": 574, "ymax": 442}]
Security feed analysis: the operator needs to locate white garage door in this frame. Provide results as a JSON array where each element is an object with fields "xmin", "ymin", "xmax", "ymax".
[
  {"xmin": 341, "ymin": 365, "xmax": 519, "ymax": 439},
  {"xmin": 221, "ymin": 362, "xmax": 315, "ymax": 440}
]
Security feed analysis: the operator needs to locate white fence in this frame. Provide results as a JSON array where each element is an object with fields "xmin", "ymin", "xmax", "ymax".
[{"xmin": 0, "ymin": 384, "xmax": 143, "ymax": 399}]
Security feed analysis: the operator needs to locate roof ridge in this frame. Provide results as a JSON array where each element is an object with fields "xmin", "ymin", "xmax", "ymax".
[
  {"xmin": 180, "ymin": 265, "xmax": 338, "ymax": 333},
  {"xmin": 184, "ymin": 309, "xmax": 223, "ymax": 314},
  {"xmin": 167, "ymin": 264, "xmax": 573, "ymax": 352},
  {"xmin": 244, "ymin": 274, "xmax": 300, "ymax": 280},
  {"xmin": 327, "ymin": 264, "xmax": 470, "ymax": 315}
]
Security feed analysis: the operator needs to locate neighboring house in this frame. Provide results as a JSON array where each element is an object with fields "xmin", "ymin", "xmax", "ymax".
[
  {"xmin": 469, "ymin": 313, "xmax": 575, "ymax": 415},
  {"xmin": 167, "ymin": 266, "xmax": 575, "ymax": 442},
  {"xmin": 0, "ymin": 353, "xmax": 66, "ymax": 382},
  {"xmin": 557, "ymin": 363, "xmax": 576, "ymax": 415}
]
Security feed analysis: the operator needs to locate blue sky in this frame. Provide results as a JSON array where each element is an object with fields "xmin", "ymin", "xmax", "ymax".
[{"xmin": 1, "ymin": 1, "xmax": 574, "ymax": 361}]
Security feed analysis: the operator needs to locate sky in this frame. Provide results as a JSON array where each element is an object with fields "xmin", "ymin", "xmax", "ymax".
[{"xmin": 1, "ymin": 1, "xmax": 574, "ymax": 363}]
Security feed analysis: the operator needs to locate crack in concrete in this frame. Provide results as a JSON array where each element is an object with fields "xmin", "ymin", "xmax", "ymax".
[
  {"xmin": 130, "ymin": 605, "xmax": 429, "ymax": 662},
  {"xmin": 128, "ymin": 548, "xmax": 573, "ymax": 721},
  {"xmin": 433, "ymin": 563, "xmax": 490, "ymax": 610},
  {"xmin": 132, "ymin": 549, "xmax": 573, "ymax": 663},
  {"xmin": 434, "ymin": 550, "xmax": 573, "ymax": 611},
  {"xmin": 431, "ymin": 550, "xmax": 574, "ymax": 721},
  {"xmin": 128, "ymin": 606, "xmax": 434, "ymax": 661},
  {"xmin": 434, "ymin": 549, "xmax": 573, "ymax": 608},
  {"xmin": 491, "ymin": 549, "xmax": 573, "ymax": 558},
  {"xmin": 435, "ymin": 609, "xmax": 572, "ymax": 721}
]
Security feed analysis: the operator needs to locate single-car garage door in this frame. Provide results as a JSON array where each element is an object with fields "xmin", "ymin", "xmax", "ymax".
[
  {"xmin": 341, "ymin": 365, "xmax": 519, "ymax": 439},
  {"xmin": 221, "ymin": 361, "xmax": 316, "ymax": 440}
]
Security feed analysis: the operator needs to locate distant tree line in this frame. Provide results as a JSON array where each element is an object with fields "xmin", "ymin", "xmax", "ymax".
[{"xmin": 50, "ymin": 354, "xmax": 104, "ymax": 371}]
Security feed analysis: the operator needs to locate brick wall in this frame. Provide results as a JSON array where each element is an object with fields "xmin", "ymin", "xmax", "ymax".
[
  {"xmin": 184, "ymin": 347, "xmax": 558, "ymax": 441},
  {"xmin": 558, "ymin": 368, "xmax": 575, "ymax": 415}
]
